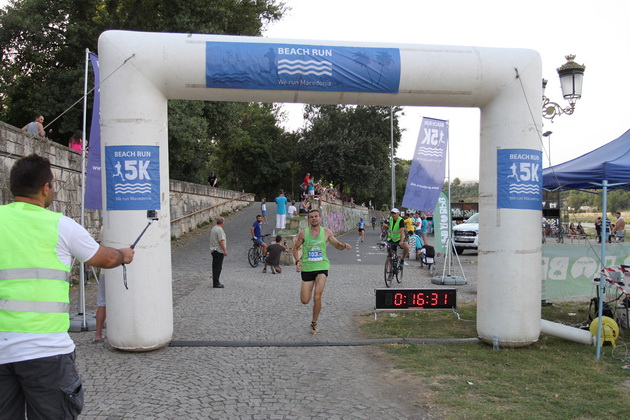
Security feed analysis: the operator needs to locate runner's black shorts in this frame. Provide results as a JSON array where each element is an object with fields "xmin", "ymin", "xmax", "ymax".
[{"xmin": 301, "ymin": 270, "xmax": 328, "ymax": 282}]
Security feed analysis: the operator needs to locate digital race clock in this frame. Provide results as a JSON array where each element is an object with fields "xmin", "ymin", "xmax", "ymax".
[{"xmin": 375, "ymin": 288, "xmax": 457, "ymax": 310}]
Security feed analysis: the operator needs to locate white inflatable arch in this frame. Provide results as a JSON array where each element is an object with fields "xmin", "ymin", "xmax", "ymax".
[{"xmin": 99, "ymin": 30, "xmax": 543, "ymax": 351}]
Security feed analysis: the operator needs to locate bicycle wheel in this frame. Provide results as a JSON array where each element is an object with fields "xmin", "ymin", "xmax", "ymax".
[
  {"xmin": 396, "ymin": 260, "xmax": 403, "ymax": 283},
  {"xmin": 384, "ymin": 257, "xmax": 394, "ymax": 287},
  {"xmin": 248, "ymin": 247, "xmax": 259, "ymax": 267}
]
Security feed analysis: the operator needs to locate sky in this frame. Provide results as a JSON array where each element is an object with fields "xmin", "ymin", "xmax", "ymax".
[
  {"xmin": 263, "ymin": 0, "xmax": 630, "ymax": 181},
  {"xmin": 2, "ymin": 1, "xmax": 629, "ymax": 181}
]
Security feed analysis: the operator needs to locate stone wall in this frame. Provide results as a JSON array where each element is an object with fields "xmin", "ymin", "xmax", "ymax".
[
  {"xmin": 169, "ymin": 180, "xmax": 253, "ymax": 239},
  {"xmin": 0, "ymin": 121, "xmax": 253, "ymax": 240}
]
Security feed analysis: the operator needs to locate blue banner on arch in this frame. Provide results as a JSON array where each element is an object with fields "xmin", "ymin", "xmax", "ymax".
[
  {"xmin": 497, "ymin": 149, "xmax": 543, "ymax": 210},
  {"xmin": 206, "ymin": 42, "xmax": 401, "ymax": 93},
  {"xmin": 105, "ymin": 146, "xmax": 160, "ymax": 210}
]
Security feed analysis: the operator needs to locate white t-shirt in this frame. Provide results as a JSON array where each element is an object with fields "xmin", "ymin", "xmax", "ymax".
[
  {"xmin": 287, "ymin": 205, "xmax": 297, "ymax": 216},
  {"xmin": 0, "ymin": 215, "xmax": 100, "ymax": 364}
]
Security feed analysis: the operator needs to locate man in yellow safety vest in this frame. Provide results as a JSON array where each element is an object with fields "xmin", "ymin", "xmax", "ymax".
[{"xmin": 0, "ymin": 154, "xmax": 135, "ymax": 419}]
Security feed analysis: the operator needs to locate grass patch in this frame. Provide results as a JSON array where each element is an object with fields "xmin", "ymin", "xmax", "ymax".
[{"xmin": 358, "ymin": 302, "xmax": 630, "ymax": 419}]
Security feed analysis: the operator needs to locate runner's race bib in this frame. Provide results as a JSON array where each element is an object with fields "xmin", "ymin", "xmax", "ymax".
[{"xmin": 308, "ymin": 247, "xmax": 323, "ymax": 262}]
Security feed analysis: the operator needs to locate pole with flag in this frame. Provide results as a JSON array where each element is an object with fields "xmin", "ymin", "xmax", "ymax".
[{"xmin": 70, "ymin": 49, "xmax": 101, "ymax": 332}]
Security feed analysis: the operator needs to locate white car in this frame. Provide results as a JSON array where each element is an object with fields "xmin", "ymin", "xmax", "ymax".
[{"xmin": 452, "ymin": 213, "xmax": 479, "ymax": 254}]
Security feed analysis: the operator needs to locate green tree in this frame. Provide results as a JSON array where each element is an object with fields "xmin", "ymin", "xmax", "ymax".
[
  {"xmin": 1, "ymin": 0, "xmax": 287, "ymax": 188},
  {"xmin": 167, "ymin": 100, "xmax": 211, "ymax": 183},
  {"xmin": 207, "ymin": 102, "xmax": 298, "ymax": 198},
  {"xmin": 299, "ymin": 104, "xmax": 402, "ymax": 205},
  {"xmin": 0, "ymin": 0, "xmax": 104, "ymax": 139}
]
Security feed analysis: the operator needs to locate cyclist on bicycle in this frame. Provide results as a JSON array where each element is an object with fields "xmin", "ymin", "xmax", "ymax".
[
  {"xmin": 250, "ymin": 215, "xmax": 268, "ymax": 258},
  {"xmin": 386, "ymin": 208, "xmax": 409, "ymax": 265}
]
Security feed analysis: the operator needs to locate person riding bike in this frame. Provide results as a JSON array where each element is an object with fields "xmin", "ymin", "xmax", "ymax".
[
  {"xmin": 250, "ymin": 214, "xmax": 268, "ymax": 257},
  {"xmin": 386, "ymin": 208, "xmax": 410, "ymax": 265}
]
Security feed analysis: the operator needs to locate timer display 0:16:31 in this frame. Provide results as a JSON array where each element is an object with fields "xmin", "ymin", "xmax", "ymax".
[{"xmin": 375, "ymin": 288, "xmax": 457, "ymax": 309}]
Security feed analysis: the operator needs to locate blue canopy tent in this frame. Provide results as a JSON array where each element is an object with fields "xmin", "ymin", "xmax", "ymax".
[{"xmin": 542, "ymin": 128, "xmax": 630, "ymax": 359}]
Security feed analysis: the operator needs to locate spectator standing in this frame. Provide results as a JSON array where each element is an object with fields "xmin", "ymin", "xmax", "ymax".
[
  {"xmin": 404, "ymin": 213, "xmax": 415, "ymax": 236},
  {"xmin": 292, "ymin": 209, "xmax": 352, "ymax": 334},
  {"xmin": 420, "ymin": 214, "xmax": 429, "ymax": 245},
  {"xmin": 275, "ymin": 190, "xmax": 288, "ymax": 231},
  {"xmin": 0, "ymin": 154, "xmax": 134, "ymax": 419},
  {"xmin": 209, "ymin": 217, "xmax": 227, "ymax": 288},
  {"xmin": 260, "ymin": 197, "xmax": 268, "ymax": 224},
  {"xmin": 595, "ymin": 217, "xmax": 602, "ymax": 243},
  {"xmin": 303, "ymin": 173, "xmax": 311, "ymax": 188},
  {"xmin": 93, "ymin": 273, "xmax": 106, "ymax": 343},
  {"xmin": 263, "ymin": 235, "xmax": 287, "ymax": 274},
  {"xmin": 615, "ymin": 212, "xmax": 626, "ymax": 242},
  {"xmin": 68, "ymin": 130, "xmax": 84, "ymax": 153},
  {"xmin": 307, "ymin": 176, "xmax": 315, "ymax": 198},
  {"xmin": 207, "ymin": 171, "xmax": 218, "ymax": 187},
  {"xmin": 21, "ymin": 114, "xmax": 45, "ymax": 137}
]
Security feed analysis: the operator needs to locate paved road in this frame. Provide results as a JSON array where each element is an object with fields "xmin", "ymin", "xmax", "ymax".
[{"xmin": 72, "ymin": 203, "xmax": 479, "ymax": 419}]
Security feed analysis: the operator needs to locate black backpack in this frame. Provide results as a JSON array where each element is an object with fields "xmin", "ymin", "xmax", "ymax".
[{"xmin": 422, "ymin": 245, "xmax": 435, "ymax": 258}]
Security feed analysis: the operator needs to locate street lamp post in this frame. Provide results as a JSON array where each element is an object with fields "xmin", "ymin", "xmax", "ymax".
[
  {"xmin": 542, "ymin": 55, "xmax": 586, "ymax": 121},
  {"xmin": 542, "ymin": 130, "xmax": 552, "ymax": 167}
]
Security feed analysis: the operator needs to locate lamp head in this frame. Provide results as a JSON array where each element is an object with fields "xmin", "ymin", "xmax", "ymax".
[{"xmin": 557, "ymin": 55, "xmax": 586, "ymax": 103}]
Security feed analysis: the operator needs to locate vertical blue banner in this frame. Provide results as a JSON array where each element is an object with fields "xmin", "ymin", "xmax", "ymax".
[
  {"xmin": 85, "ymin": 53, "xmax": 101, "ymax": 209},
  {"xmin": 433, "ymin": 192, "xmax": 449, "ymax": 254},
  {"xmin": 402, "ymin": 118, "xmax": 448, "ymax": 211},
  {"xmin": 105, "ymin": 146, "xmax": 160, "ymax": 210},
  {"xmin": 497, "ymin": 149, "xmax": 543, "ymax": 210},
  {"xmin": 206, "ymin": 42, "xmax": 401, "ymax": 93}
]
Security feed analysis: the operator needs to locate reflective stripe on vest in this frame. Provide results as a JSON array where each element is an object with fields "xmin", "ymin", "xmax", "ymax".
[
  {"xmin": 0, "ymin": 268, "xmax": 70, "ymax": 282},
  {"xmin": 0, "ymin": 202, "xmax": 71, "ymax": 333},
  {"xmin": 0, "ymin": 299, "xmax": 69, "ymax": 313}
]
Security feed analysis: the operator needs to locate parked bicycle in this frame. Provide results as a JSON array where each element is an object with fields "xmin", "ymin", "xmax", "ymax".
[
  {"xmin": 248, "ymin": 234, "xmax": 271, "ymax": 267},
  {"xmin": 384, "ymin": 242, "xmax": 403, "ymax": 287},
  {"xmin": 543, "ymin": 224, "xmax": 564, "ymax": 244}
]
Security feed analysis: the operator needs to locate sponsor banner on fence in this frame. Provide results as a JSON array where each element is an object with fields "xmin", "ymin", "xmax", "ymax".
[
  {"xmin": 206, "ymin": 42, "xmax": 401, "ymax": 93},
  {"xmin": 542, "ymin": 244, "xmax": 630, "ymax": 299}
]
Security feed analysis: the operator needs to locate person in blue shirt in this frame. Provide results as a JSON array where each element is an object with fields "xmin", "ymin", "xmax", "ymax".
[
  {"xmin": 250, "ymin": 215, "xmax": 268, "ymax": 263},
  {"xmin": 275, "ymin": 190, "xmax": 288, "ymax": 231}
]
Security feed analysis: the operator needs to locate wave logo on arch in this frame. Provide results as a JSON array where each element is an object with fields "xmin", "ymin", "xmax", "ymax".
[{"xmin": 277, "ymin": 59, "xmax": 332, "ymax": 77}]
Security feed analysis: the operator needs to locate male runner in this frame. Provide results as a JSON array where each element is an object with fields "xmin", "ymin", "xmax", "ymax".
[{"xmin": 292, "ymin": 209, "xmax": 352, "ymax": 334}]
